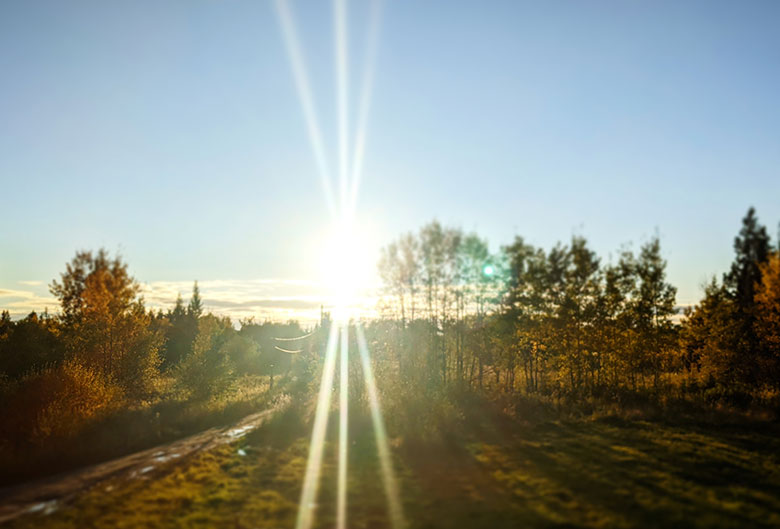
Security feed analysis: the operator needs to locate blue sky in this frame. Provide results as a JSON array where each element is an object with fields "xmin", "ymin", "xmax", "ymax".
[{"xmin": 1, "ymin": 0, "xmax": 779, "ymax": 319}]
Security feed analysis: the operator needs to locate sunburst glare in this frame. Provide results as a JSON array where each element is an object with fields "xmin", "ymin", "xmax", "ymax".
[
  {"xmin": 319, "ymin": 217, "xmax": 376, "ymax": 321},
  {"xmin": 274, "ymin": 1, "xmax": 399, "ymax": 528},
  {"xmin": 294, "ymin": 324, "xmax": 339, "ymax": 529}
]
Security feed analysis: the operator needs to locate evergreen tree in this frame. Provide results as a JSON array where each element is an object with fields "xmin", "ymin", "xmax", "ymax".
[
  {"xmin": 724, "ymin": 207, "xmax": 770, "ymax": 311},
  {"xmin": 723, "ymin": 208, "xmax": 771, "ymax": 384},
  {"xmin": 187, "ymin": 281, "xmax": 204, "ymax": 319},
  {"xmin": 172, "ymin": 293, "xmax": 186, "ymax": 319},
  {"xmin": 176, "ymin": 314, "xmax": 234, "ymax": 399},
  {"xmin": 160, "ymin": 293, "xmax": 196, "ymax": 369},
  {"xmin": 0, "ymin": 311, "xmax": 64, "ymax": 380}
]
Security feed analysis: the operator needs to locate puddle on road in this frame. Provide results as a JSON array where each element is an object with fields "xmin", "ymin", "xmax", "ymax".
[
  {"xmin": 225, "ymin": 425, "xmax": 255, "ymax": 440},
  {"xmin": 130, "ymin": 465, "xmax": 156, "ymax": 479},
  {"xmin": 27, "ymin": 500, "xmax": 58, "ymax": 516},
  {"xmin": 153, "ymin": 453, "xmax": 181, "ymax": 463}
]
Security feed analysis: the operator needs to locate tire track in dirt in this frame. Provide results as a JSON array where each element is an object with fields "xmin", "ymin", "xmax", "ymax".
[{"xmin": 0, "ymin": 407, "xmax": 279, "ymax": 525}]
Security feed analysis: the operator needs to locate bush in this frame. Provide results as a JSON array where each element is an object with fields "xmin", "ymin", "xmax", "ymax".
[{"xmin": 0, "ymin": 359, "xmax": 124, "ymax": 447}]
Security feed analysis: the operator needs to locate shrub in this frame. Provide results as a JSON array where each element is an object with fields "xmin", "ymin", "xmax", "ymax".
[{"xmin": 0, "ymin": 359, "xmax": 124, "ymax": 447}]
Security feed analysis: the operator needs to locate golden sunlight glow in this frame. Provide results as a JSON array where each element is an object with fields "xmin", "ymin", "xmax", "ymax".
[
  {"xmin": 319, "ymin": 217, "xmax": 376, "ymax": 320},
  {"xmin": 295, "ymin": 325, "xmax": 339, "ymax": 529},
  {"xmin": 337, "ymin": 324, "xmax": 349, "ymax": 529},
  {"xmin": 275, "ymin": 2, "xmax": 400, "ymax": 529}
]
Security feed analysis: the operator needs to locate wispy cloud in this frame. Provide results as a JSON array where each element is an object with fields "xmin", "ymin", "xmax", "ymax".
[
  {"xmin": 141, "ymin": 279, "xmax": 379, "ymax": 324},
  {"xmin": 0, "ymin": 279, "xmax": 380, "ymax": 323},
  {"xmin": 18, "ymin": 280, "xmax": 44, "ymax": 287},
  {"xmin": 0, "ymin": 287, "xmax": 59, "ymax": 318}
]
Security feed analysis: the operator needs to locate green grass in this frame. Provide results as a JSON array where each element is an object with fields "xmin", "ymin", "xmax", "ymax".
[{"xmin": 10, "ymin": 395, "xmax": 780, "ymax": 529}]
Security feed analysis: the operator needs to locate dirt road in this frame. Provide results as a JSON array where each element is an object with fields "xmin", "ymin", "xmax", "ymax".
[{"xmin": 0, "ymin": 408, "xmax": 278, "ymax": 525}]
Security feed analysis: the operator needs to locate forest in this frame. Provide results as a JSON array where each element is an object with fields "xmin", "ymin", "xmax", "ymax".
[
  {"xmin": 1, "ymin": 207, "xmax": 780, "ymax": 527},
  {"xmin": 372, "ymin": 206, "xmax": 780, "ymax": 411}
]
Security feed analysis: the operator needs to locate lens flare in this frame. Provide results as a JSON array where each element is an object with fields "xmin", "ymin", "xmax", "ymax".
[
  {"xmin": 356, "ymin": 323, "xmax": 405, "ymax": 529},
  {"xmin": 274, "ymin": 0, "xmax": 337, "ymax": 218},
  {"xmin": 295, "ymin": 324, "xmax": 340, "ymax": 529},
  {"xmin": 319, "ymin": 218, "xmax": 376, "ymax": 321},
  {"xmin": 347, "ymin": 0, "xmax": 383, "ymax": 219},
  {"xmin": 337, "ymin": 324, "xmax": 349, "ymax": 529},
  {"xmin": 334, "ymin": 0, "xmax": 350, "ymax": 210},
  {"xmin": 274, "ymin": 1, "xmax": 400, "ymax": 527}
]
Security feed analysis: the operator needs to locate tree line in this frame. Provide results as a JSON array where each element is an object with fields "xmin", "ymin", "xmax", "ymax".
[
  {"xmin": 1, "ymin": 206, "xmax": 778, "ymax": 474},
  {"xmin": 374, "ymin": 207, "xmax": 780, "ymax": 408},
  {"xmin": 0, "ymin": 250, "xmax": 313, "ymax": 451}
]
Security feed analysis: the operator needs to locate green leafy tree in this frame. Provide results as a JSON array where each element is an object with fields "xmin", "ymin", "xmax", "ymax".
[
  {"xmin": 559, "ymin": 237, "xmax": 600, "ymax": 392},
  {"xmin": 597, "ymin": 249, "xmax": 638, "ymax": 389},
  {"xmin": 633, "ymin": 237, "xmax": 678, "ymax": 388}
]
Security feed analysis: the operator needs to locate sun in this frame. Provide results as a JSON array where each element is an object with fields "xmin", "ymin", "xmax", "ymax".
[{"xmin": 319, "ymin": 216, "xmax": 376, "ymax": 321}]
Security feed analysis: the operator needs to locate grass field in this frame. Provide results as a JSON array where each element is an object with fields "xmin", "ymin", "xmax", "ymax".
[{"xmin": 8, "ymin": 394, "xmax": 780, "ymax": 529}]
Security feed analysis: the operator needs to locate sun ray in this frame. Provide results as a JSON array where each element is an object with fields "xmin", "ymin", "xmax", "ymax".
[
  {"xmin": 337, "ymin": 324, "xmax": 349, "ymax": 529},
  {"xmin": 295, "ymin": 323, "xmax": 340, "ymax": 529},
  {"xmin": 273, "ymin": 0, "xmax": 338, "ymax": 218},
  {"xmin": 356, "ymin": 323, "xmax": 405, "ymax": 529},
  {"xmin": 334, "ymin": 0, "xmax": 350, "ymax": 211},
  {"xmin": 275, "ymin": 2, "xmax": 396, "ymax": 527},
  {"xmin": 347, "ymin": 0, "xmax": 383, "ymax": 219}
]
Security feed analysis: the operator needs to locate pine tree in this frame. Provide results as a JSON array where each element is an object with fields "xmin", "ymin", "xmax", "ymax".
[
  {"xmin": 724, "ymin": 207, "xmax": 770, "ymax": 311},
  {"xmin": 723, "ymin": 208, "xmax": 771, "ymax": 384},
  {"xmin": 187, "ymin": 281, "xmax": 204, "ymax": 319},
  {"xmin": 172, "ymin": 293, "xmax": 186, "ymax": 320}
]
